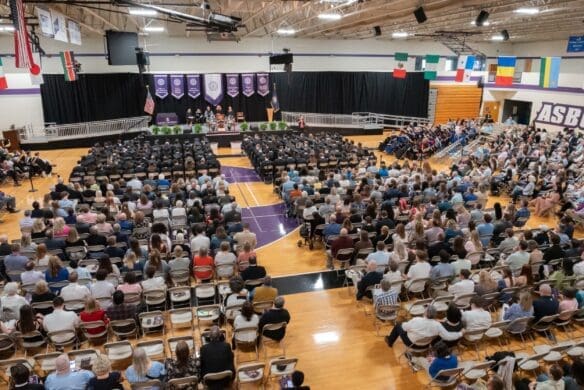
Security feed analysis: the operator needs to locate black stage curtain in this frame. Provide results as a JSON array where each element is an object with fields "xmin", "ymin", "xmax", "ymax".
[{"xmin": 41, "ymin": 72, "xmax": 428, "ymax": 125}]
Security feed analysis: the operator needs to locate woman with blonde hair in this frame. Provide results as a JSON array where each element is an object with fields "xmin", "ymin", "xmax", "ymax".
[
  {"xmin": 465, "ymin": 230, "xmax": 483, "ymax": 253},
  {"xmin": 88, "ymin": 354, "xmax": 123, "ymax": 389},
  {"xmin": 31, "ymin": 218, "xmax": 47, "ymax": 239},
  {"xmin": 393, "ymin": 223, "xmax": 406, "ymax": 245},
  {"xmin": 52, "ymin": 217, "xmax": 70, "ymax": 238},
  {"xmin": 30, "ymin": 280, "xmax": 56, "ymax": 314},
  {"xmin": 44, "ymin": 256, "xmax": 69, "ymax": 292},
  {"xmin": 122, "ymin": 252, "xmax": 144, "ymax": 274},
  {"xmin": 35, "ymin": 244, "xmax": 50, "ymax": 266},
  {"xmin": 65, "ymin": 228, "xmax": 85, "ymax": 247},
  {"xmin": 125, "ymin": 347, "xmax": 166, "ymax": 384},
  {"xmin": 95, "ymin": 214, "xmax": 113, "ymax": 235},
  {"xmin": 94, "ymin": 190, "xmax": 106, "ymax": 203},
  {"xmin": 475, "ymin": 270, "xmax": 498, "ymax": 296},
  {"xmin": 144, "ymin": 249, "xmax": 169, "ymax": 276},
  {"xmin": 456, "ymin": 206, "xmax": 471, "ymax": 229},
  {"xmin": 409, "ymin": 220, "xmax": 426, "ymax": 244},
  {"xmin": 20, "ymin": 234, "xmax": 36, "ymax": 251},
  {"xmin": 391, "ymin": 239, "xmax": 408, "ymax": 263},
  {"xmin": 503, "ymin": 291, "xmax": 533, "ymax": 326},
  {"xmin": 79, "ymin": 296, "xmax": 109, "ymax": 335}
]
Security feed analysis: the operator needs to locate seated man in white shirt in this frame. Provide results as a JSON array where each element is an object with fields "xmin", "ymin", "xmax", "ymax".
[
  {"xmin": 214, "ymin": 241, "xmax": 236, "ymax": 279},
  {"xmin": 190, "ymin": 225, "xmax": 210, "ymax": 253},
  {"xmin": 447, "ymin": 269, "xmax": 475, "ymax": 298},
  {"xmin": 365, "ymin": 242, "xmax": 391, "ymax": 268},
  {"xmin": 385, "ymin": 305, "xmax": 462, "ymax": 348},
  {"xmin": 59, "ymin": 272, "xmax": 91, "ymax": 302},
  {"xmin": 20, "ymin": 261, "xmax": 45, "ymax": 286},
  {"xmin": 498, "ymin": 228, "xmax": 518, "ymax": 254},
  {"xmin": 89, "ymin": 269, "xmax": 115, "ymax": 308},
  {"xmin": 43, "ymin": 297, "xmax": 80, "ymax": 343},
  {"xmin": 461, "ymin": 296, "xmax": 492, "ymax": 341},
  {"xmin": 141, "ymin": 265, "xmax": 167, "ymax": 292},
  {"xmin": 504, "ymin": 240, "xmax": 530, "ymax": 276}
]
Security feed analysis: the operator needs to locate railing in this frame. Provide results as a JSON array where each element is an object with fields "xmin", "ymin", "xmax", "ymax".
[
  {"xmin": 281, "ymin": 111, "xmax": 431, "ymax": 129},
  {"xmin": 20, "ymin": 116, "xmax": 151, "ymax": 142}
]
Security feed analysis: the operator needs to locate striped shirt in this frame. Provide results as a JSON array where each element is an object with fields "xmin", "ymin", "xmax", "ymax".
[{"xmin": 374, "ymin": 289, "xmax": 399, "ymax": 308}]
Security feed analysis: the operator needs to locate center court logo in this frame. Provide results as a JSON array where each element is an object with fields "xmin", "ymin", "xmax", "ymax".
[{"xmin": 534, "ymin": 102, "xmax": 584, "ymax": 129}]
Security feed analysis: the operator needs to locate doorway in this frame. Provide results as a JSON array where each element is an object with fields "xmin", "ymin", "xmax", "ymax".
[
  {"xmin": 482, "ymin": 101, "xmax": 500, "ymax": 123},
  {"xmin": 502, "ymin": 99, "xmax": 532, "ymax": 125}
]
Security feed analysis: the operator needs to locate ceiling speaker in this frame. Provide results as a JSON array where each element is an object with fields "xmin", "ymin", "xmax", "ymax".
[
  {"xmin": 413, "ymin": 7, "xmax": 427, "ymax": 24},
  {"xmin": 475, "ymin": 10, "xmax": 489, "ymax": 26},
  {"xmin": 501, "ymin": 29, "xmax": 510, "ymax": 41},
  {"xmin": 374, "ymin": 26, "xmax": 381, "ymax": 36}
]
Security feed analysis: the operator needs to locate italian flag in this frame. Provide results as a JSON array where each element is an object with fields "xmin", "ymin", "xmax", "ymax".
[
  {"xmin": 393, "ymin": 52, "xmax": 408, "ymax": 79},
  {"xmin": 60, "ymin": 51, "xmax": 77, "ymax": 82},
  {"xmin": 424, "ymin": 54, "xmax": 440, "ymax": 80},
  {"xmin": 0, "ymin": 57, "xmax": 7, "ymax": 90}
]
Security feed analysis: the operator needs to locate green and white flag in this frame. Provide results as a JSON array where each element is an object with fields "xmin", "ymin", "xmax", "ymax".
[{"xmin": 424, "ymin": 54, "xmax": 440, "ymax": 80}]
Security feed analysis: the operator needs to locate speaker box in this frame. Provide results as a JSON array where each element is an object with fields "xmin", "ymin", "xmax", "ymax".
[
  {"xmin": 475, "ymin": 10, "xmax": 489, "ymax": 26},
  {"xmin": 374, "ymin": 26, "xmax": 382, "ymax": 36},
  {"xmin": 501, "ymin": 29, "xmax": 510, "ymax": 41},
  {"xmin": 136, "ymin": 50, "xmax": 150, "ymax": 66},
  {"xmin": 413, "ymin": 7, "xmax": 427, "ymax": 24},
  {"xmin": 269, "ymin": 53, "xmax": 293, "ymax": 65}
]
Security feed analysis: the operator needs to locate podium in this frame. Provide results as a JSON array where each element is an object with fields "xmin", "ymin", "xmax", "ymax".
[{"xmin": 2, "ymin": 130, "xmax": 21, "ymax": 152}]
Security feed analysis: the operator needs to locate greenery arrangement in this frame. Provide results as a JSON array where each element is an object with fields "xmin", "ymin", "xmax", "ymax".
[
  {"xmin": 172, "ymin": 125, "xmax": 182, "ymax": 134},
  {"xmin": 240, "ymin": 122, "xmax": 249, "ymax": 131},
  {"xmin": 269, "ymin": 122, "xmax": 278, "ymax": 131},
  {"xmin": 194, "ymin": 124, "xmax": 203, "ymax": 134},
  {"xmin": 161, "ymin": 126, "xmax": 171, "ymax": 135},
  {"xmin": 260, "ymin": 123, "xmax": 268, "ymax": 131},
  {"xmin": 151, "ymin": 126, "xmax": 160, "ymax": 135},
  {"xmin": 278, "ymin": 121, "xmax": 287, "ymax": 130}
]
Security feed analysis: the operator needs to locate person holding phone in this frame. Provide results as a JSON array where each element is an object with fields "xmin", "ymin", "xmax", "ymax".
[{"xmin": 44, "ymin": 354, "xmax": 94, "ymax": 389}]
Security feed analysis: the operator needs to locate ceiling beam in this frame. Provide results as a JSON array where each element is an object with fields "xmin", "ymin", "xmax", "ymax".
[
  {"xmin": 77, "ymin": 5, "xmax": 120, "ymax": 31},
  {"xmin": 240, "ymin": 0, "xmax": 311, "ymax": 38}
]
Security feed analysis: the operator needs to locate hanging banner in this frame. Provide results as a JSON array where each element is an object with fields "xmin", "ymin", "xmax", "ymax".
[
  {"xmin": 68, "ymin": 20, "xmax": 81, "ymax": 45},
  {"xmin": 36, "ymin": 8, "xmax": 54, "ymax": 37},
  {"xmin": 186, "ymin": 74, "xmax": 201, "ymax": 99},
  {"xmin": 241, "ymin": 73, "xmax": 255, "ymax": 97},
  {"xmin": 257, "ymin": 73, "xmax": 269, "ymax": 96},
  {"xmin": 154, "ymin": 74, "xmax": 169, "ymax": 99},
  {"xmin": 170, "ymin": 75, "xmax": 184, "ymax": 99},
  {"xmin": 226, "ymin": 74, "xmax": 239, "ymax": 97},
  {"xmin": 50, "ymin": 10, "xmax": 68, "ymax": 42},
  {"xmin": 204, "ymin": 73, "xmax": 224, "ymax": 105}
]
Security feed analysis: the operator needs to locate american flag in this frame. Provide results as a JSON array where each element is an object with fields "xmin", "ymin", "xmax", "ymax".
[
  {"xmin": 144, "ymin": 86, "xmax": 155, "ymax": 115},
  {"xmin": 10, "ymin": 0, "xmax": 38, "ymax": 72}
]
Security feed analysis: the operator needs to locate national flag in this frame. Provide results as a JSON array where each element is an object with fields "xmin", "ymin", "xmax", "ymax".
[
  {"xmin": 424, "ymin": 54, "xmax": 440, "ymax": 80},
  {"xmin": 60, "ymin": 51, "xmax": 77, "ymax": 82},
  {"xmin": 539, "ymin": 56, "xmax": 561, "ymax": 89},
  {"xmin": 270, "ymin": 83, "xmax": 280, "ymax": 112},
  {"xmin": 0, "ymin": 58, "xmax": 8, "ymax": 90},
  {"xmin": 144, "ymin": 86, "xmax": 155, "ymax": 115},
  {"xmin": 455, "ymin": 55, "xmax": 475, "ymax": 82},
  {"xmin": 9, "ymin": 0, "xmax": 40, "ymax": 77},
  {"xmin": 393, "ymin": 52, "xmax": 408, "ymax": 79},
  {"xmin": 495, "ymin": 56, "xmax": 516, "ymax": 86}
]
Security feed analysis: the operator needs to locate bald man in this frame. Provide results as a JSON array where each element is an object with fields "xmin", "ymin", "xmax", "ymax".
[
  {"xmin": 327, "ymin": 228, "xmax": 354, "ymax": 269},
  {"xmin": 45, "ymin": 353, "xmax": 93, "ymax": 390},
  {"xmin": 356, "ymin": 260, "xmax": 383, "ymax": 300},
  {"xmin": 533, "ymin": 284, "xmax": 559, "ymax": 322}
]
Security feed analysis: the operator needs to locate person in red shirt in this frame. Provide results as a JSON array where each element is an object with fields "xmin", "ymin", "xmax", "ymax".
[
  {"xmin": 326, "ymin": 228, "xmax": 354, "ymax": 269},
  {"xmin": 79, "ymin": 296, "xmax": 109, "ymax": 335},
  {"xmin": 193, "ymin": 247, "xmax": 215, "ymax": 282}
]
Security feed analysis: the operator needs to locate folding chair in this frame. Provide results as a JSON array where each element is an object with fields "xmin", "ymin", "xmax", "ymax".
[
  {"xmin": 46, "ymin": 329, "xmax": 78, "ymax": 352},
  {"xmin": 485, "ymin": 320, "xmax": 510, "ymax": 349},
  {"xmin": 203, "ymin": 371, "xmax": 233, "ymax": 388},
  {"xmin": 266, "ymin": 357, "xmax": 298, "ymax": 384},
  {"xmin": 517, "ymin": 352, "xmax": 547, "ymax": 375},
  {"xmin": 144, "ymin": 289, "xmax": 167, "ymax": 311},
  {"xmin": 110, "ymin": 319, "xmax": 139, "ymax": 340},
  {"xmin": 167, "ymin": 336, "xmax": 196, "ymax": 359},
  {"xmin": 0, "ymin": 334, "xmax": 17, "ymax": 359},
  {"xmin": 233, "ymin": 326, "xmax": 259, "ymax": 363},
  {"xmin": 169, "ymin": 286, "xmax": 192, "ymax": 309},
  {"xmin": 462, "ymin": 360, "xmax": 495, "ymax": 382},
  {"xmin": 169, "ymin": 269, "xmax": 190, "ymax": 287},
  {"xmin": 196, "ymin": 304, "xmax": 221, "ymax": 330},
  {"xmin": 374, "ymin": 304, "xmax": 400, "ymax": 336},
  {"xmin": 532, "ymin": 314, "xmax": 559, "ymax": 344},
  {"xmin": 139, "ymin": 311, "xmax": 165, "ymax": 336},
  {"xmin": 425, "ymin": 367, "xmax": 464, "ymax": 389},
  {"xmin": 405, "ymin": 298, "xmax": 433, "ymax": 317},
  {"xmin": 252, "ymin": 300, "xmax": 274, "ymax": 315},
  {"xmin": 64, "ymin": 299, "xmax": 86, "ymax": 313},
  {"xmin": 131, "ymin": 380, "xmax": 163, "ymax": 390},
  {"xmin": 136, "ymin": 340, "xmax": 166, "ymax": 362},
  {"xmin": 453, "ymin": 292, "xmax": 477, "ymax": 310},
  {"xmin": 79, "ymin": 321, "xmax": 108, "ymax": 345},
  {"xmin": 236, "ymin": 362, "xmax": 265, "ymax": 388},
  {"xmin": 533, "ymin": 342, "xmax": 574, "ymax": 363},
  {"xmin": 555, "ymin": 309, "xmax": 579, "ymax": 339},
  {"xmin": 69, "ymin": 349, "xmax": 99, "ymax": 369},
  {"xmin": 405, "ymin": 277, "xmax": 430, "ymax": 300},
  {"xmin": 505, "ymin": 317, "xmax": 535, "ymax": 347},
  {"xmin": 169, "ymin": 308, "xmax": 194, "ymax": 334},
  {"xmin": 430, "ymin": 295, "xmax": 454, "ymax": 314},
  {"xmin": 194, "ymin": 283, "xmax": 217, "ymax": 306},
  {"xmin": 32, "ymin": 353, "xmax": 60, "ymax": 377},
  {"xmin": 104, "ymin": 341, "xmax": 133, "ymax": 364},
  {"xmin": 260, "ymin": 322, "xmax": 287, "ymax": 359},
  {"xmin": 167, "ymin": 376, "xmax": 198, "ymax": 389},
  {"xmin": 16, "ymin": 331, "xmax": 46, "ymax": 357},
  {"xmin": 461, "ymin": 327, "xmax": 489, "ymax": 360}
]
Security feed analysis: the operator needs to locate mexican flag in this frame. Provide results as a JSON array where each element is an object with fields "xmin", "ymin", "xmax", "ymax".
[
  {"xmin": 424, "ymin": 54, "xmax": 440, "ymax": 80},
  {"xmin": 393, "ymin": 52, "xmax": 408, "ymax": 79},
  {"xmin": 0, "ymin": 57, "xmax": 7, "ymax": 90}
]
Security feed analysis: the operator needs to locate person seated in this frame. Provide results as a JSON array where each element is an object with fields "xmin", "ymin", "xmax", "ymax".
[
  {"xmin": 430, "ymin": 250, "xmax": 455, "ymax": 281},
  {"xmin": 233, "ymin": 301, "xmax": 259, "ymax": 348},
  {"xmin": 504, "ymin": 240, "xmax": 530, "ymax": 276},
  {"xmin": 286, "ymin": 370, "xmax": 311, "ymax": 390},
  {"xmin": 531, "ymin": 191, "xmax": 560, "ymax": 217},
  {"xmin": 258, "ymin": 296, "xmax": 291, "ymax": 341},
  {"xmin": 474, "ymin": 270, "xmax": 498, "ymax": 296},
  {"xmin": 59, "ymin": 271, "xmax": 90, "ymax": 302},
  {"xmin": 1, "ymin": 282, "xmax": 28, "ymax": 320},
  {"xmin": 406, "ymin": 250, "xmax": 432, "ymax": 283},
  {"xmin": 498, "ymin": 228, "xmax": 518, "ymax": 254},
  {"xmin": 214, "ymin": 241, "xmax": 236, "ymax": 279},
  {"xmin": 44, "ymin": 256, "xmax": 69, "ymax": 293},
  {"xmin": 365, "ymin": 241, "xmax": 391, "ymax": 268},
  {"xmin": 251, "ymin": 275, "xmax": 278, "ymax": 302},
  {"xmin": 90, "ymin": 269, "xmax": 116, "ymax": 303},
  {"xmin": 4, "ymin": 243, "xmax": 28, "ymax": 276},
  {"xmin": 9, "ymin": 363, "xmax": 44, "ymax": 390},
  {"xmin": 533, "ymin": 284, "xmax": 559, "ymax": 322},
  {"xmin": 448, "ymin": 269, "xmax": 475, "ymax": 298},
  {"xmin": 529, "ymin": 363, "xmax": 565, "ymax": 390},
  {"xmin": 106, "ymin": 290, "xmax": 137, "ymax": 325},
  {"xmin": 30, "ymin": 280, "xmax": 56, "ymax": 315},
  {"xmin": 192, "ymin": 247, "xmax": 214, "ymax": 282},
  {"xmin": 411, "ymin": 341, "xmax": 458, "ymax": 382},
  {"xmin": 385, "ymin": 305, "xmax": 462, "ymax": 349},
  {"xmin": 45, "ymin": 353, "xmax": 94, "ymax": 389},
  {"xmin": 373, "ymin": 278, "xmax": 399, "ymax": 311},
  {"xmin": 241, "ymin": 257, "xmax": 267, "ymax": 282},
  {"xmin": 165, "ymin": 340, "xmax": 198, "ymax": 380},
  {"xmin": 326, "ymin": 228, "xmax": 354, "ymax": 270},
  {"xmin": 503, "ymin": 291, "xmax": 534, "ymax": 331},
  {"xmin": 356, "ymin": 261, "xmax": 383, "ymax": 300},
  {"xmin": 79, "ymin": 297, "xmax": 109, "ymax": 335},
  {"xmin": 462, "ymin": 296, "xmax": 491, "ymax": 337},
  {"xmin": 141, "ymin": 266, "xmax": 167, "ymax": 292},
  {"xmin": 87, "ymin": 354, "xmax": 123, "ymax": 390},
  {"xmin": 200, "ymin": 326, "xmax": 235, "ymax": 389},
  {"xmin": 43, "ymin": 297, "xmax": 80, "ymax": 343},
  {"xmin": 105, "ymin": 236, "xmax": 125, "ymax": 259},
  {"xmin": 126, "ymin": 347, "xmax": 166, "ymax": 384},
  {"xmin": 558, "ymin": 288, "xmax": 578, "ymax": 321}
]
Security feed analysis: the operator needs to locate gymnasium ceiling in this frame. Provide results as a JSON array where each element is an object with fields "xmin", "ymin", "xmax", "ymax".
[{"xmin": 2, "ymin": 0, "xmax": 584, "ymax": 43}]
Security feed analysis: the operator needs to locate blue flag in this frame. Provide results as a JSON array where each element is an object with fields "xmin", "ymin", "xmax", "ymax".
[{"xmin": 271, "ymin": 83, "xmax": 280, "ymax": 112}]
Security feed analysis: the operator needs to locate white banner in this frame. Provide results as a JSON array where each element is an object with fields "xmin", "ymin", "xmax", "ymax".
[
  {"xmin": 36, "ymin": 8, "xmax": 54, "ymax": 37},
  {"xmin": 68, "ymin": 20, "xmax": 81, "ymax": 45},
  {"xmin": 204, "ymin": 73, "xmax": 224, "ymax": 105},
  {"xmin": 50, "ymin": 10, "xmax": 68, "ymax": 42}
]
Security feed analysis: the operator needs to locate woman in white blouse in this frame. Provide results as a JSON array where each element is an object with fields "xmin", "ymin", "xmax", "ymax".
[
  {"xmin": 233, "ymin": 301, "xmax": 259, "ymax": 347},
  {"xmin": 465, "ymin": 230, "xmax": 483, "ymax": 253}
]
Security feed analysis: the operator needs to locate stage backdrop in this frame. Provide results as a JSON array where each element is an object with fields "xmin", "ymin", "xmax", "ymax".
[{"xmin": 41, "ymin": 72, "xmax": 429, "ymax": 125}]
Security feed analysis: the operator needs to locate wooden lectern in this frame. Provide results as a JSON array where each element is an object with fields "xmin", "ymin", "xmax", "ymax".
[{"xmin": 2, "ymin": 130, "xmax": 21, "ymax": 152}]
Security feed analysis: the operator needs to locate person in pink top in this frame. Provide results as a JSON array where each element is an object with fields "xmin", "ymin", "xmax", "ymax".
[
  {"xmin": 76, "ymin": 206, "xmax": 98, "ymax": 224},
  {"xmin": 236, "ymin": 242, "xmax": 256, "ymax": 271},
  {"xmin": 52, "ymin": 217, "xmax": 71, "ymax": 238},
  {"xmin": 558, "ymin": 288, "xmax": 579, "ymax": 321},
  {"xmin": 117, "ymin": 272, "xmax": 143, "ymax": 295}
]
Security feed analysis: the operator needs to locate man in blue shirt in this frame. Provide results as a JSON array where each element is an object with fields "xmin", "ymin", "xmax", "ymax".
[
  {"xmin": 323, "ymin": 215, "xmax": 342, "ymax": 240},
  {"xmin": 514, "ymin": 199, "xmax": 530, "ymax": 227},
  {"xmin": 477, "ymin": 214, "xmax": 495, "ymax": 247},
  {"xmin": 4, "ymin": 243, "xmax": 28, "ymax": 278},
  {"xmin": 45, "ymin": 353, "xmax": 94, "ymax": 390}
]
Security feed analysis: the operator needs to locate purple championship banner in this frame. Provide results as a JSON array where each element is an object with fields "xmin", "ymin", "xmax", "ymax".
[
  {"xmin": 186, "ymin": 74, "xmax": 201, "ymax": 99},
  {"xmin": 153, "ymin": 74, "xmax": 169, "ymax": 99},
  {"xmin": 170, "ymin": 75, "xmax": 184, "ymax": 99},
  {"xmin": 242, "ymin": 73, "xmax": 255, "ymax": 97},
  {"xmin": 257, "ymin": 73, "xmax": 269, "ymax": 96},
  {"xmin": 226, "ymin": 74, "xmax": 239, "ymax": 97}
]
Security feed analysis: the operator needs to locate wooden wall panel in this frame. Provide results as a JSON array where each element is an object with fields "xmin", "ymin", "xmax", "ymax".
[{"xmin": 431, "ymin": 85, "xmax": 482, "ymax": 125}]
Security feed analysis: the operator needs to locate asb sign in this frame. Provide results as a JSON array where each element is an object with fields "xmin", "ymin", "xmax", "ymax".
[{"xmin": 534, "ymin": 102, "xmax": 584, "ymax": 130}]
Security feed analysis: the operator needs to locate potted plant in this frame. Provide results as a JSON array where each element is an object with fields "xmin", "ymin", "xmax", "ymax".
[
  {"xmin": 173, "ymin": 125, "xmax": 182, "ymax": 135},
  {"xmin": 161, "ymin": 126, "xmax": 171, "ymax": 135},
  {"xmin": 194, "ymin": 124, "xmax": 203, "ymax": 134},
  {"xmin": 269, "ymin": 122, "xmax": 277, "ymax": 131},
  {"xmin": 151, "ymin": 126, "xmax": 160, "ymax": 135},
  {"xmin": 278, "ymin": 121, "xmax": 287, "ymax": 131},
  {"xmin": 240, "ymin": 122, "xmax": 249, "ymax": 131},
  {"xmin": 260, "ymin": 123, "xmax": 268, "ymax": 131}
]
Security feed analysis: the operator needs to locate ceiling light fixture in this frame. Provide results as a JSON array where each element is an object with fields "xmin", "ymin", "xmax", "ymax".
[
  {"xmin": 143, "ymin": 26, "xmax": 165, "ymax": 32},
  {"xmin": 514, "ymin": 7, "xmax": 539, "ymax": 15},
  {"xmin": 392, "ymin": 31, "xmax": 408, "ymax": 38},
  {"xmin": 277, "ymin": 28, "xmax": 296, "ymax": 35},
  {"xmin": 318, "ymin": 13, "xmax": 342, "ymax": 20},
  {"xmin": 491, "ymin": 35, "xmax": 505, "ymax": 41},
  {"xmin": 0, "ymin": 26, "xmax": 14, "ymax": 32},
  {"xmin": 470, "ymin": 20, "xmax": 490, "ymax": 26},
  {"xmin": 129, "ymin": 8, "xmax": 158, "ymax": 16}
]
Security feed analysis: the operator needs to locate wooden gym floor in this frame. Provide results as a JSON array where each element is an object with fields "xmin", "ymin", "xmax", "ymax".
[{"xmin": 0, "ymin": 134, "xmax": 572, "ymax": 389}]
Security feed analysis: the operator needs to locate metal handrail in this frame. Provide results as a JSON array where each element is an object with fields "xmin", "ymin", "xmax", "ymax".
[
  {"xmin": 281, "ymin": 111, "xmax": 431, "ymax": 129},
  {"xmin": 20, "ymin": 116, "xmax": 151, "ymax": 141}
]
